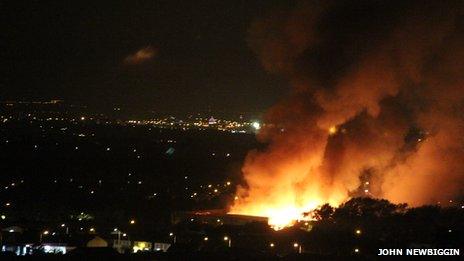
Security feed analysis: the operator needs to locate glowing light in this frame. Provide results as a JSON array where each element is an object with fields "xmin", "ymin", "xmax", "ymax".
[
  {"xmin": 293, "ymin": 243, "xmax": 299, "ymax": 248},
  {"xmin": 203, "ymin": 237, "xmax": 208, "ymax": 241},
  {"xmin": 252, "ymin": 121, "xmax": 261, "ymax": 130},
  {"xmin": 43, "ymin": 230, "xmax": 49, "ymax": 235},
  {"xmin": 269, "ymin": 243, "xmax": 275, "ymax": 247},
  {"xmin": 0, "ymin": 215, "xmax": 5, "ymax": 220},
  {"xmin": 89, "ymin": 228, "xmax": 95, "ymax": 232},
  {"xmin": 328, "ymin": 126, "xmax": 337, "ymax": 135},
  {"xmin": 61, "ymin": 224, "xmax": 65, "ymax": 227},
  {"xmin": 354, "ymin": 248, "xmax": 360, "ymax": 253},
  {"xmin": 130, "ymin": 219, "xmax": 136, "ymax": 225},
  {"xmin": 169, "ymin": 232, "xmax": 174, "ymax": 236},
  {"xmin": 355, "ymin": 229, "xmax": 362, "ymax": 235},
  {"xmin": 223, "ymin": 236, "xmax": 229, "ymax": 241}
]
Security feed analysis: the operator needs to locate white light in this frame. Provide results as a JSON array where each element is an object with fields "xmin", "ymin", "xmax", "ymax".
[{"xmin": 252, "ymin": 122, "xmax": 261, "ymax": 130}]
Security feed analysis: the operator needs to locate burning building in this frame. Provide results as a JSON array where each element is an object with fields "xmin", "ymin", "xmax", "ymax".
[{"xmin": 229, "ymin": 0, "xmax": 464, "ymax": 229}]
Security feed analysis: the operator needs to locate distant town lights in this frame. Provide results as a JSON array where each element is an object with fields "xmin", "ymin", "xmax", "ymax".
[{"xmin": 252, "ymin": 121, "xmax": 261, "ymax": 130}]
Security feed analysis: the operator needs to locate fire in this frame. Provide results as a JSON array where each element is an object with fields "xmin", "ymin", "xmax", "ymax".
[
  {"xmin": 229, "ymin": 0, "xmax": 464, "ymax": 230},
  {"xmin": 231, "ymin": 195, "xmax": 341, "ymax": 230}
]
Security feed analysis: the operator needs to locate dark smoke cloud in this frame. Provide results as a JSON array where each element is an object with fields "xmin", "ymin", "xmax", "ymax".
[{"xmin": 233, "ymin": 0, "xmax": 464, "ymax": 215}]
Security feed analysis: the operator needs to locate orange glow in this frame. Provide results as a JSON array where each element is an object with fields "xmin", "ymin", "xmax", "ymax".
[
  {"xmin": 328, "ymin": 126, "xmax": 337, "ymax": 135},
  {"xmin": 230, "ymin": 0, "xmax": 464, "ymax": 230}
]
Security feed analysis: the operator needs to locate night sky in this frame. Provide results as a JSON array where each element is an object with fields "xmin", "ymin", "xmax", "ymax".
[{"xmin": 1, "ymin": 1, "xmax": 290, "ymax": 117}]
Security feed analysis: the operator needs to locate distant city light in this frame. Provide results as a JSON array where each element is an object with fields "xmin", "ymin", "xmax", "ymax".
[{"xmin": 252, "ymin": 121, "xmax": 261, "ymax": 130}]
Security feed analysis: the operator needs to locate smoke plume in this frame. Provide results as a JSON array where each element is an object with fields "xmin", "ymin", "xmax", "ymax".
[{"xmin": 230, "ymin": 0, "xmax": 464, "ymax": 225}]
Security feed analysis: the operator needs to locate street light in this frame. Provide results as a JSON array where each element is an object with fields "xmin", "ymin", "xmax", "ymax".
[
  {"xmin": 293, "ymin": 242, "xmax": 302, "ymax": 253},
  {"xmin": 355, "ymin": 229, "xmax": 362, "ymax": 235},
  {"xmin": 269, "ymin": 243, "xmax": 275, "ymax": 248},
  {"xmin": 203, "ymin": 236, "xmax": 208, "ymax": 241},
  {"xmin": 169, "ymin": 232, "xmax": 176, "ymax": 243},
  {"xmin": 223, "ymin": 236, "xmax": 231, "ymax": 247},
  {"xmin": 130, "ymin": 219, "xmax": 136, "ymax": 225},
  {"xmin": 40, "ymin": 230, "xmax": 49, "ymax": 243},
  {"xmin": 61, "ymin": 224, "xmax": 69, "ymax": 235}
]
